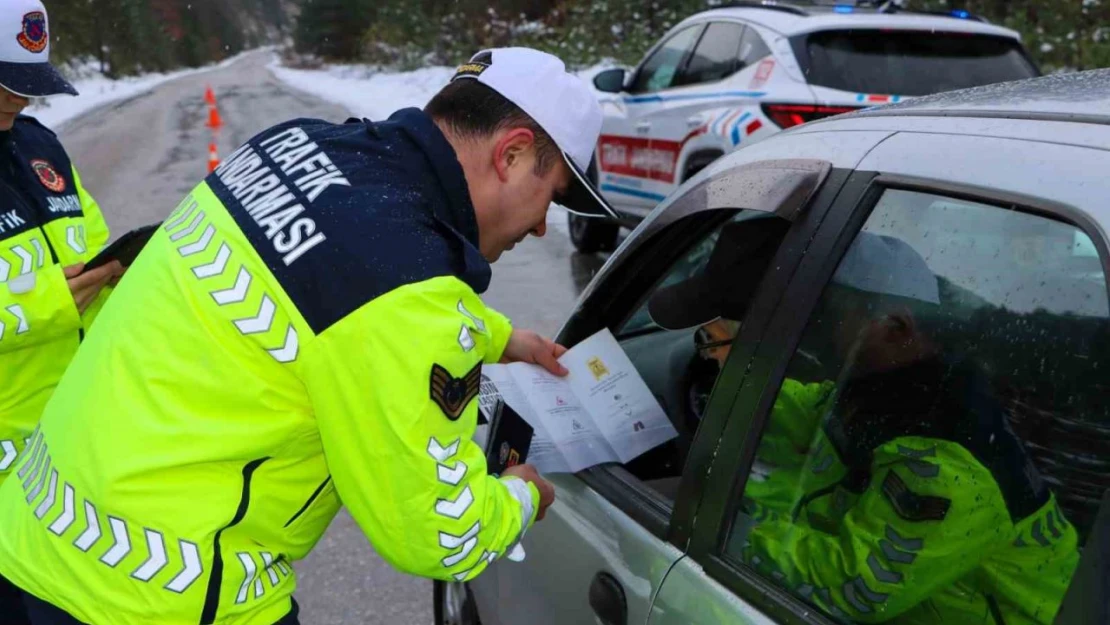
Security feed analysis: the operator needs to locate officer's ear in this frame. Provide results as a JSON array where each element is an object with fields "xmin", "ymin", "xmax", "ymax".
[{"xmin": 493, "ymin": 127, "xmax": 537, "ymax": 182}]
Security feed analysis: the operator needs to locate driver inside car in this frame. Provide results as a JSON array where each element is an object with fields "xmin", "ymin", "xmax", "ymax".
[{"xmin": 649, "ymin": 227, "xmax": 1079, "ymax": 624}]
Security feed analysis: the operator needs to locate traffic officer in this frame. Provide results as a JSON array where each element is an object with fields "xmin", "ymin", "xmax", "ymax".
[
  {"xmin": 650, "ymin": 228, "xmax": 1078, "ymax": 624},
  {"xmin": 0, "ymin": 0, "xmax": 121, "ymax": 485},
  {"xmin": 0, "ymin": 47, "xmax": 617, "ymax": 624}
]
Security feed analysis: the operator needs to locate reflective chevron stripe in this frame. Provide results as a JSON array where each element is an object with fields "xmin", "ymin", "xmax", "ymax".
[
  {"xmin": 16, "ymin": 429, "xmax": 40, "ymax": 479},
  {"xmin": 0, "ymin": 439, "xmax": 17, "ymax": 471},
  {"xmin": 66, "ymin": 227, "xmax": 85, "ymax": 254},
  {"xmin": 267, "ymin": 325, "xmax": 298, "ymax": 363},
  {"xmin": 236, "ymin": 553, "xmax": 258, "ymax": 604},
  {"xmin": 100, "ymin": 516, "xmax": 132, "ymax": 567},
  {"xmin": 169, "ymin": 210, "xmax": 205, "ymax": 242},
  {"xmin": 435, "ymin": 486, "xmax": 474, "ymax": 520},
  {"xmin": 132, "ymin": 529, "xmax": 168, "ymax": 581},
  {"xmin": 193, "ymin": 243, "xmax": 230, "ymax": 278},
  {"xmin": 178, "ymin": 225, "xmax": 215, "ymax": 257},
  {"xmin": 26, "ymin": 455, "xmax": 51, "ymax": 503},
  {"xmin": 7, "ymin": 304, "xmax": 28, "ymax": 334},
  {"xmin": 48, "ymin": 483, "xmax": 76, "ymax": 535},
  {"xmin": 0, "ymin": 255, "xmax": 9, "ymax": 280},
  {"xmin": 34, "ymin": 468, "xmax": 59, "ymax": 519},
  {"xmin": 74, "ymin": 500, "xmax": 101, "ymax": 552},
  {"xmin": 234, "ymin": 295, "xmax": 275, "ymax": 334},
  {"xmin": 261, "ymin": 552, "xmax": 280, "ymax": 586},
  {"xmin": 164, "ymin": 540, "xmax": 203, "ymax": 593},
  {"xmin": 21, "ymin": 441, "xmax": 47, "ymax": 490},
  {"xmin": 164, "ymin": 199, "xmax": 198, "ymax": 231},
  {"xmin": 11, "ymin": 245, "xmax": 32, "ymax": 275},
  {"xmin": 211, "ymin": 267, "xmax": 251, "ymax": 305},
  {"xmin": 440, "ymin": 521, "xmax": 481, "ymax": 567},
  {"xmin": 30, "ymin": 238, "xmax": 45, "ymax": 266}
]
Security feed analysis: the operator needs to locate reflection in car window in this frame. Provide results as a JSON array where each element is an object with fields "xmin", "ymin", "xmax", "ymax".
[
  {"xmin": 722, "ymin": 190, "xmax": 1107, "ymax": 624},
  {"xmin": 630, "ymin": 25, "xmax": 702, "ymax": 94},
  {"xmin": 679, "ymin": 22, "xmax": 745, "ymax": 87},
  {"xmin": 738, "ymin": 26, "xmax": 771, "ymax": 68},
  {"xmin": 616, "ymin": 211, "xmax": 790, "ymax": 499}
]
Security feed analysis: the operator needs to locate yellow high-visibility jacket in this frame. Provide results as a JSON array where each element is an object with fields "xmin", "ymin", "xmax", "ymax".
[
  {"xmin": 0, "ymin": 109, "xmax": 538, "ymax": 625},
  {"xmin": 0, "ymin": 114, "xmax": 111, "ymax": 483}
]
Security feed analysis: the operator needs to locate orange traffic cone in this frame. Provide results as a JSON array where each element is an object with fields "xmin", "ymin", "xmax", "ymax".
[
  {"xmin": 208, "ymin": 141, "xmax": 220, "ymax": 173},
  {"xmin": 205, "ymin": 85, "xmax": 217, "ymax": 107},
  {"xmin": 207, "ymin": 106, "xmax": 223, "ymax": 130}
]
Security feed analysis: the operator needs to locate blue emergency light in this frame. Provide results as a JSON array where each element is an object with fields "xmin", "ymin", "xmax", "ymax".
[
  {"xmin": 951, "ymin": 9, "xmax": 971, "ymax": 18},
  {"xmin": 834, "ymin": 4, "xmax": 854, "ymax": 13}
]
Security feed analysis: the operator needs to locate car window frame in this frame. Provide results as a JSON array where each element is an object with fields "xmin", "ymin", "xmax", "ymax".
[
  {"xmin": 554, "ymin": 159, "xmax": 847, "ymax": 548},
  {"xmin": 675, "ymin": 20, "xmax": 748, "ymax": 89},
  {"xmin": 627, "ymin": 22, "xmax": 707, "ymax": 95},
  {"xmin": 683, "ymin": 170, "xmax": 1110, "ymax": 625}
]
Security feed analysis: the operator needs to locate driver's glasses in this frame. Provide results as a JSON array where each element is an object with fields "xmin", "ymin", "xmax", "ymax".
[{"xmin": 695, "ymin": 327, "xmax": 734, "ymax": 352}]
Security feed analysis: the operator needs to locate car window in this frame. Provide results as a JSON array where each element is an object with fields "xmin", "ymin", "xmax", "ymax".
[
  {"xmin": 678, "ymin": 22, "xmax": 745, "ymax": 87},
  {"xmin": 719, "ymin": 189, "xmax": 1107, "ymax": 623},
  {"xmin": 629, "ymin": 25, "xmax": 703, "ymax": 94},
  {"xmin": 798, "ymin": 30, "xmax": 1038, "ymax": 96},
  {"xmin": 616, "ymin": 210, "xmax": 790, "ymax": 501},
  {"xmin": 738, "ymin": 26, "xmax": 771, "ymax": 68}
]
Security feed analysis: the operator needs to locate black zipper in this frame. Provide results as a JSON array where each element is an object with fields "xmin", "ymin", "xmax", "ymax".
[
  {"xmin": 284, "ymin": 476, "xmax": 332, "ymax": 528},
  {"xmin": 200, "ymin": 457, "xmax": 270, "ymax": 625}
]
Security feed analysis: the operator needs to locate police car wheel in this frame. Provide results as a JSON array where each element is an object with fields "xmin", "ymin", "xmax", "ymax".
[
  {"xmin": 434, "ymin": 580, "xmax": 481, "ymax": 625},
  {"xmin": 568, "ymin": 212, "xmax": 619, "ymax": 253}
]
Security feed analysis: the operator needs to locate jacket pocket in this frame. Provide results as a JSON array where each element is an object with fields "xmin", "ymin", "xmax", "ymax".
[{"xmin": 283, "ymin": 476, "xmax": 340, "ymax": 554}]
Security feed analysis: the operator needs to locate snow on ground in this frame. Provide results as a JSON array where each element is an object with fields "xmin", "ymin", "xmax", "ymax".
[
  {"xmin": 24, "ymin": 48, "xmax": 260, "ymax": 129},
  {"xmin": 268, "ymin": 54, "xmax": 617, "ymax": 121},
  {"xmin": 268, "ymin": 54, "xmax": 614, "ymax": 237}
]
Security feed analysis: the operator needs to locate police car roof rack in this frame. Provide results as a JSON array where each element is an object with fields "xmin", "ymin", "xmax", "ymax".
[
  {"xmin": 714, "ymin": 0, "xmax": 988, "ymax": 22},
  {"xmin": 712, "ymin": 1, "xmax": 810, "ymax": 17}
]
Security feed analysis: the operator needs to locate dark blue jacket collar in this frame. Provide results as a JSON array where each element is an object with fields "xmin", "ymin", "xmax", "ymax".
[{"xmin": 382, "ymin": 107, "xmax": 491, "ymax": 292}]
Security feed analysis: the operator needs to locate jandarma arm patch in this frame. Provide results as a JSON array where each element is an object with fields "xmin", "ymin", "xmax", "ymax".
[{"xmin": 430, "ymin": 362, "xmax": 482, "ymax": 420}]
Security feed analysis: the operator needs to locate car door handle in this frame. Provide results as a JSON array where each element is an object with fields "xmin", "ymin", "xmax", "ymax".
[
  {"xmin": 635, "ymin": 122, "xmax": 651, "ymax": 133},
  {"xmin": 589, "ymin": 572, "xmax": 627, "ymax": 625},
  {"xmin": 686, "ymin": 117, "xmax": 702, "ymax": 128}
]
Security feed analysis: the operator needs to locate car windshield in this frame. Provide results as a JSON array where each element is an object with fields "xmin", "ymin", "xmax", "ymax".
[{"xmin": 797, "ymin": 30, "xmax": 1039, "ymax": 96}]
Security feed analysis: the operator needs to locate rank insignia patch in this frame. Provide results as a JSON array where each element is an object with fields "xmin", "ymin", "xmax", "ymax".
[{"xmin": 430, "ymin": 362, "xmax": 482, "ymax": 421}]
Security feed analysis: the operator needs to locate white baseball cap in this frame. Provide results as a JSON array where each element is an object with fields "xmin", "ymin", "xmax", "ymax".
[
  {"xmin": 450, "ymin": 48, "xmax": 617, "ymax": 219},
  {"xmin": 0, "ymin": 0, "xmax": 77, "ymax": 98}
]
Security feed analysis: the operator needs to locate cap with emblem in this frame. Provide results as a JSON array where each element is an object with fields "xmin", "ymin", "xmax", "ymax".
[
  {"xmin": 450, "ymin": 47, "xmax": 616, "ymax": 220},
  {"xmin": 0, "ymin": 0, "xmax": 77, "ymax": 98}
]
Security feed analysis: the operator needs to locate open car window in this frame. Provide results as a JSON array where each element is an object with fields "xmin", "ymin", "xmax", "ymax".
[{"xmin": 614, "ymin": 211, "xmax": 791, "ymax": 501}]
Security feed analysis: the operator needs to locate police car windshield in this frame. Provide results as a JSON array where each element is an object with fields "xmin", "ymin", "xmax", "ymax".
[{"xmin": 797, "ymin": 30, "xmax": 1039, "ymax": 96}]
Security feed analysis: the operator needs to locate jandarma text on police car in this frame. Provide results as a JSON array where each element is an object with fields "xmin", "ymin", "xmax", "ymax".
[{"xmin": 212, "ymin": 127, "xmax": 352, "ymax": 266}]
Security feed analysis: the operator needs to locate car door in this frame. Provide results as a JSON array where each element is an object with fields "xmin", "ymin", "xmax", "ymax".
[
  {"xmin": 469, "ymin": 158, "xmax": 842, "ymax": 625},
  {"xmin": 649, "ymin": 150, "xmax": 1110, "ymax": 625},
  {"xmin": 597, "ymin": 23, "xmax": 704, "ymax": 213}
]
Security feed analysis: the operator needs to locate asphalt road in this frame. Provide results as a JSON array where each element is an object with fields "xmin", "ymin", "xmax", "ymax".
[{"xmin": 52, "ymin": 50, "xmax": 610, "ymax": 625}]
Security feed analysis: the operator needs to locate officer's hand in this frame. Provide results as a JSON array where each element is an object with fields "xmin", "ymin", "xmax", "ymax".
[
  {"xmin": 64, "ymin": 262, "xmax": 123, "ymax": 314},
  {"xmin": 502, "ymin": 463, "xmax": 556, "ymax": 521},
  {"xmin": 501, "ymin": 329, "xmax": 568, "ymax": 376}
]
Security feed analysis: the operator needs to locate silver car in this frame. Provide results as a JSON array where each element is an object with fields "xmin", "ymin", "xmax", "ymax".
[{"xmin": 437, "ymin": 68, "xmax": 1110, "ymax": 625}]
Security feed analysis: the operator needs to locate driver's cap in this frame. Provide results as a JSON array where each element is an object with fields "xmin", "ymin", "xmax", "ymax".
[
  {"xmin": 450, "ymin": 48, "xmax": 617, "ymax": 220},
  {"xmin": 0, "ymin": 0, "xmax": 78, "ymax": 98}
]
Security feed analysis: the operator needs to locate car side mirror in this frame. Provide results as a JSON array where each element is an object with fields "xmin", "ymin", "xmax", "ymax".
[{"xmin": 593, "ymin": 68, "xmax": 627, "ymax": 94}]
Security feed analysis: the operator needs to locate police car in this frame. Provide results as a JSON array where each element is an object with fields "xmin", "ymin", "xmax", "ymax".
[{"xmin": 570, "ymin": 0, "xmax": 1040, "ymax": 252}]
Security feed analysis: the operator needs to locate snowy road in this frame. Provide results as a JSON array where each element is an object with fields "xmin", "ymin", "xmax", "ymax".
[{"xmin": 52, "ymin": 49, "xmax": 609, "ymax": 625}]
